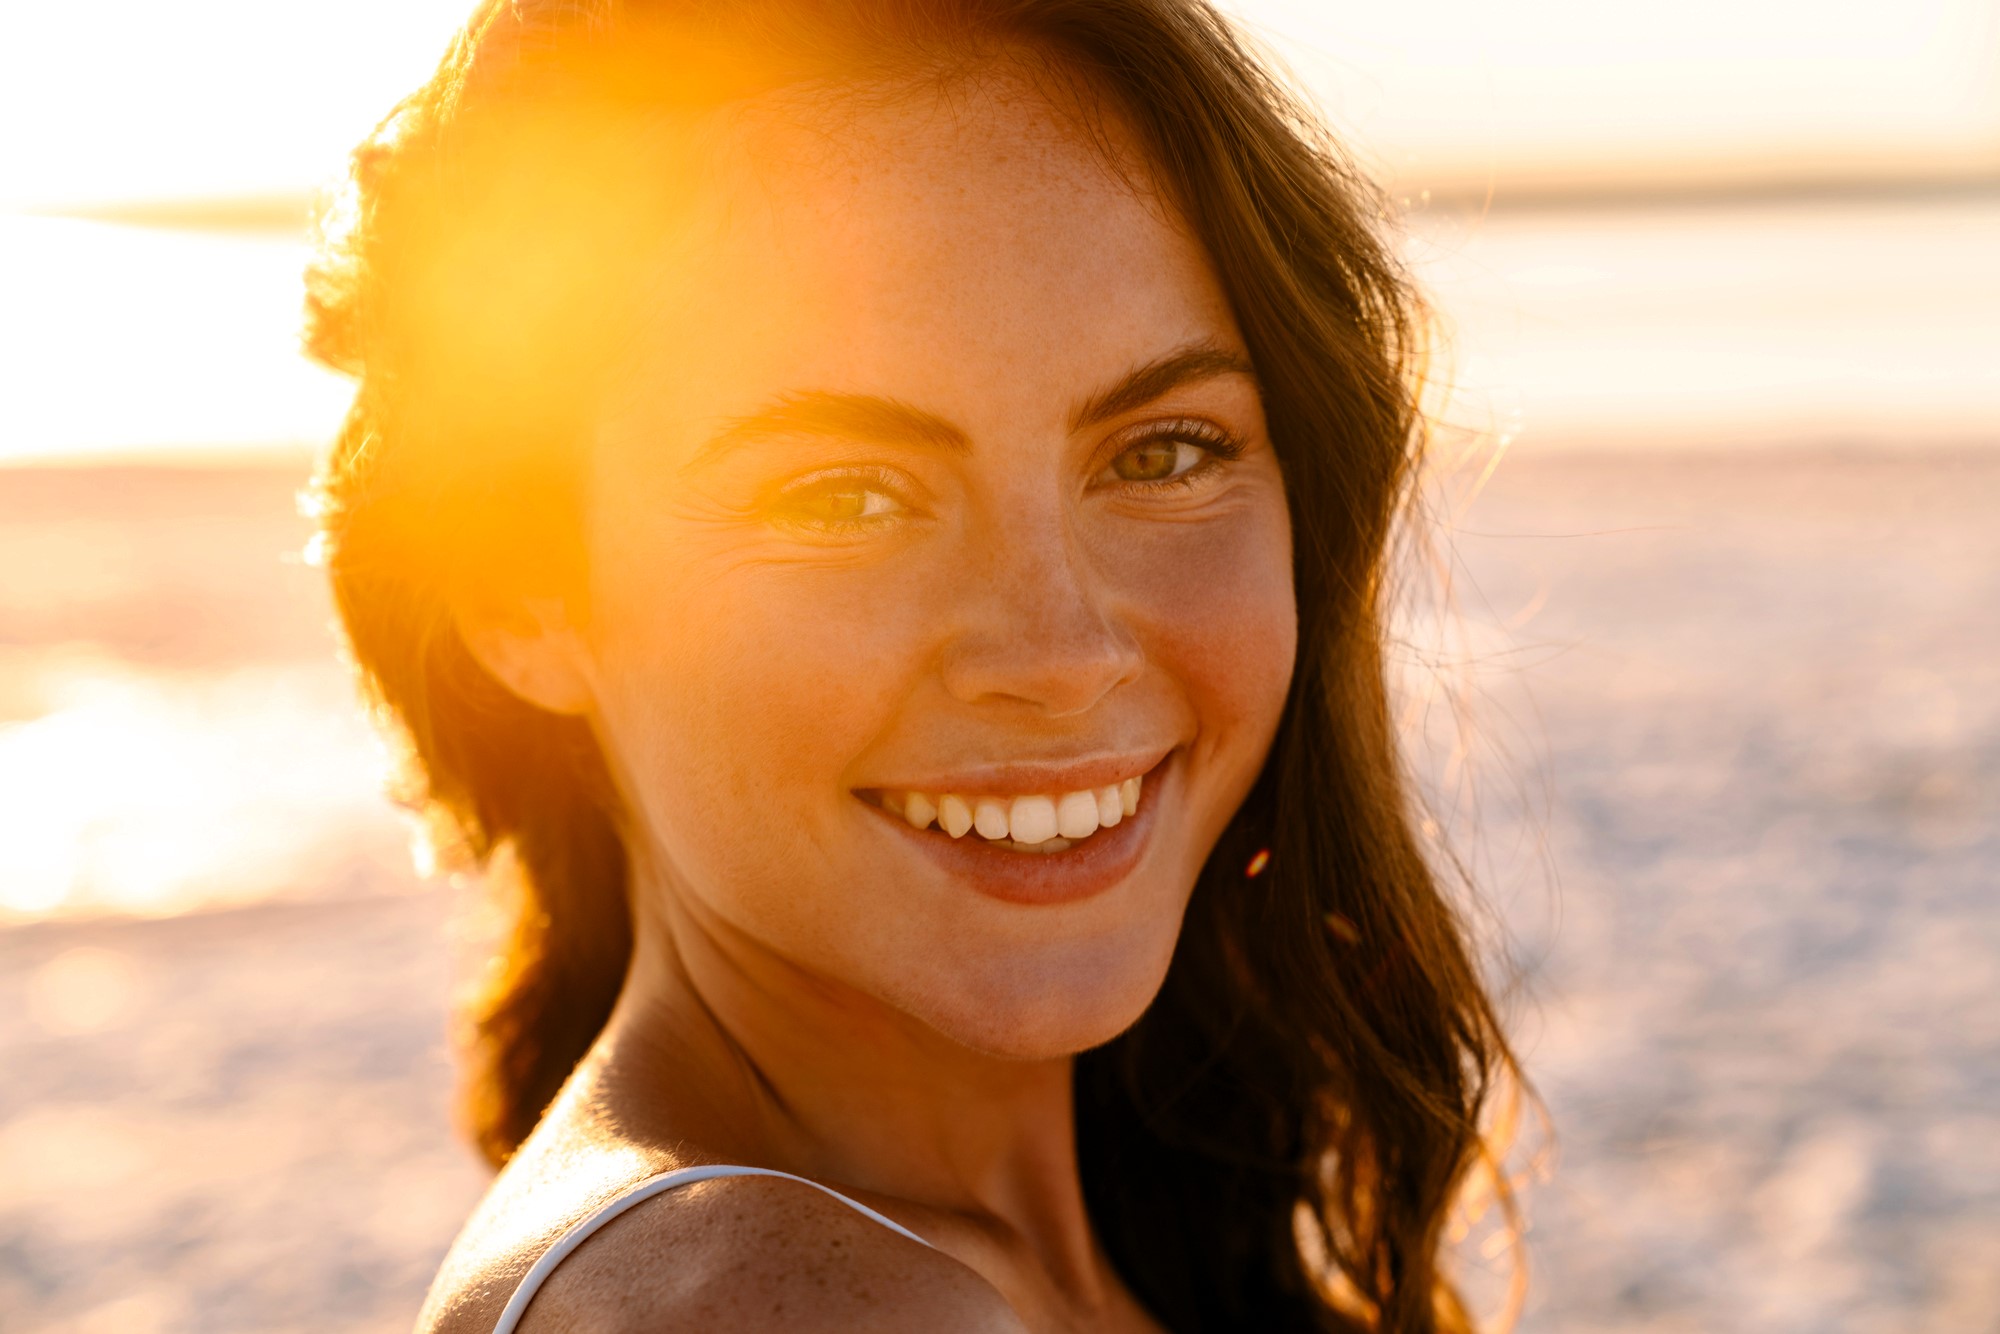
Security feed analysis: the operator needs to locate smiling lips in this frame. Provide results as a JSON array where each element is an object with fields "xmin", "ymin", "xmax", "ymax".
[{"xmin": 881, "ymin": 777, "xmax": 1143, "ymax": 854}]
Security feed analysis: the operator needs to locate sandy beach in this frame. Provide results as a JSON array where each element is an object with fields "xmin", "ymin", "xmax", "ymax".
[{"xmin": 2, "ymin": 449, "xmax": 1995, "ymax": 1332}]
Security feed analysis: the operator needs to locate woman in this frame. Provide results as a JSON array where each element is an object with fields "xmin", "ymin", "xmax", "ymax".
[{"xmin": 306, "ymin": 1, "xmax": 1522, "ymax": 1329}]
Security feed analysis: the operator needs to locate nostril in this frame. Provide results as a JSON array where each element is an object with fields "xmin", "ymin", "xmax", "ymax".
[{"xmin": 936, "ymin": 623, "xmax": 1143, "ymax": 714}]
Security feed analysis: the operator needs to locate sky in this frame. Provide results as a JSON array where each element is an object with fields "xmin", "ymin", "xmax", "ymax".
[
  {"xmin": 0, "ymin": 0, "xmax": 1995, "ymax": 463},
  {"xmin": 2, "ymin": 0, "xmax": 1993, "ymax": 211},
  {"xmin": 1225, "ymin": 0, "xmax": 2000, "ymax": 195}
]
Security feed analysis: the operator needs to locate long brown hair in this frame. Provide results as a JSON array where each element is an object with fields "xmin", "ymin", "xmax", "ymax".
[{"xmin": 305, "ymin": 2, "xmax": 1526, "ymax": 1328}]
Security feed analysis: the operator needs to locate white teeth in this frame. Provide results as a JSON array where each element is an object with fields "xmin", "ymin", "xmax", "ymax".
[
  {"xmin": 884, "ymin": 773, "xmax": 1147, "ymax": 849},
  {"xmin": 1008, "ymin": 795, "xmax": 1059, "ymax": 845},
  {"xmin": 1056, "ymin": 790, "xmax": 1100, "ymax": 839},
  {"xmin": 938, "ymin": 793, "xmax": 973, "ymax": 839},
  {"xmin": 972, "ymin": 797, "xmax": 1011, "ymax": 841}
]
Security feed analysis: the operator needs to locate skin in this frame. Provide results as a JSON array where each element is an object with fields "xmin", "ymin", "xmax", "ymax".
[{"xmin": 429, "ymin": 63, "xmax": 1297, "ymax": 1334}]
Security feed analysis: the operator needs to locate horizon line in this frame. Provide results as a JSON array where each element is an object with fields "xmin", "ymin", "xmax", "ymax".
[{"xmin": 15, "ymin": 164, "xmax": 1999, "ymax": 236}]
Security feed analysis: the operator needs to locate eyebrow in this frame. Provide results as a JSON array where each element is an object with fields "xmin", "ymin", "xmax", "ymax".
[
  {"xmin": 688, "ymin": 341, "xmax": 1256, "ymax": 469},
  {"xmin": 1068, "ymin": 343, "xmax": 1257, "ymax": 432},
  {"xmin": 693, "ymin": 392, "xmax": 969, "ymax": 469}
]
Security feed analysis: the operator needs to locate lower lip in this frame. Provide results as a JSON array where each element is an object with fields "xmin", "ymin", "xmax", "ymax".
[{"xmin": 863, "ymin": 760, "xmax": 1170, "ymax": 907}]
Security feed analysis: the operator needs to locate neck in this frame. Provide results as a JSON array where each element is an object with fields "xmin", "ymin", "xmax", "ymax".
[{"xmin": 588, "ymin": 869, "xmax": 1107, "ymax": 1296}]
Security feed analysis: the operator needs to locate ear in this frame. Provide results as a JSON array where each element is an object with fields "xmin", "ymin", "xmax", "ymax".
[{"xmin": 454, "ymin": 594, "xmax": 596, "ymax": 717}]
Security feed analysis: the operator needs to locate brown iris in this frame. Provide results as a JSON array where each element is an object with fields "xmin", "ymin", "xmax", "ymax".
[{"xmin": 1112, "ymin": 439, "xmax": 1184, "ymax": 482}]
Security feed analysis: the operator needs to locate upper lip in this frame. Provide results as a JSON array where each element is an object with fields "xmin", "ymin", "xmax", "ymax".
[{"xmin": 853, "ymin": 747, "xmax": 1173, "ymax": 798}]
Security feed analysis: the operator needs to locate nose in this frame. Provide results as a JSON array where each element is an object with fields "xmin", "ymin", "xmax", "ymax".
[{"xmin": 938, "ymin": 513, "xmax": 1143, "ymax": 717}]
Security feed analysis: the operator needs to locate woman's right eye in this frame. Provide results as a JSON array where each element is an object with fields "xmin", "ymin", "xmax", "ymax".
[{"xmin": 769, "ymin": 472, "xmax": 912, "ymax": 532}]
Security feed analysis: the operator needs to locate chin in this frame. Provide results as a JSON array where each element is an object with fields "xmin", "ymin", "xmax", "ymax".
[{"xmin": 908, "ymin": 928, "xmax": 1181, "ymax": 1061}]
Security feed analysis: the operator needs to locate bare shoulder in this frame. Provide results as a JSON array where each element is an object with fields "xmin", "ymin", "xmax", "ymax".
[{"xmin": 508, "ymin": 1172, "xmax": 1028, "ymax": 1334}]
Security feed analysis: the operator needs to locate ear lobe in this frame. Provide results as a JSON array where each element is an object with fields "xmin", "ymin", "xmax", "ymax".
[{"xmin": 454, "ymin": 595, "xmax": 595, "ymax": 717}]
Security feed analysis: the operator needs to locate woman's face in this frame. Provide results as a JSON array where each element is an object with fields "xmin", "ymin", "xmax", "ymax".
[{"xmin": 576, "ymin": 72, "xmax": 1295, "ymax": 1058}]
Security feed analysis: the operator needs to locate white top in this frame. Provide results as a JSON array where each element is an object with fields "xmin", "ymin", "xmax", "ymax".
[{"xmin": 490, "ymin": 1163, "xmax": 935, "ymax": 1334}]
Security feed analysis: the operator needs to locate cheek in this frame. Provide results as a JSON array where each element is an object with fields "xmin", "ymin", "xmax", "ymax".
[
  {"xmin": 1115, "ymin": 492, "xmax": 1298, "ymax": 759},
  {"xmin": 583, "ymin": 541, "xmax": 930, "ymax": 883}
]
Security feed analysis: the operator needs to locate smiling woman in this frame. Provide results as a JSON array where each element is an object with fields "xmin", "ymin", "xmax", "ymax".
[{"xmin": 304, "ymin": 2, "xmax": 1522, "ymax": 1331}]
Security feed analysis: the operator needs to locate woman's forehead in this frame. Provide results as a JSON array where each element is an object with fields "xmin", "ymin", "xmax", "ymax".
[
  {"xmin": 733, "ymin": 54, "xmax": 1160, "ymax": 205},
  {"xmin": 610, "ymin": 67, "xmax": 1239, "ymax": 446}
]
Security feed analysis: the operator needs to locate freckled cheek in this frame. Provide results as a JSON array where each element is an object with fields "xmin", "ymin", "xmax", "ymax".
[
  {"xmin": 589, "ymin": 557, "xmax": 936, "ymax": 840},
  {"xmin": 1108, "ymin": 503, "xmax": 1296, "ymax": 765}
]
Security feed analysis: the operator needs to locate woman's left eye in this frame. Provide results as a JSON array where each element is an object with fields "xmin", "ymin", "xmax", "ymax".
[{"xmin": 1096, "ymin": 429, "xmax": 1236, "ymax": 488}]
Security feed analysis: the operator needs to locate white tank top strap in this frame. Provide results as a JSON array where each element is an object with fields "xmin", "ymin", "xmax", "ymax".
[{"xmin": 491, "ymin": 1164, "xmax": 933, "ymax": 1334}]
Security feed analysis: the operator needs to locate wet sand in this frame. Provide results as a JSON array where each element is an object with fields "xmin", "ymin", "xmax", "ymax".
[
  {"xmin": 1429, "ymin": 450, "xmax": 2000, "ymax": 1331},
  {"xmin": 2, "ymin": 450, "xmax": 1995, "ymax": 1332}
]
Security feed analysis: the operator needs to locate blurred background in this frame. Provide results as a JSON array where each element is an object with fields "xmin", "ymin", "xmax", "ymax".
[{"xmin": 1, "ymin": 2, "xmax": 1994, "ymax": 1330}]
